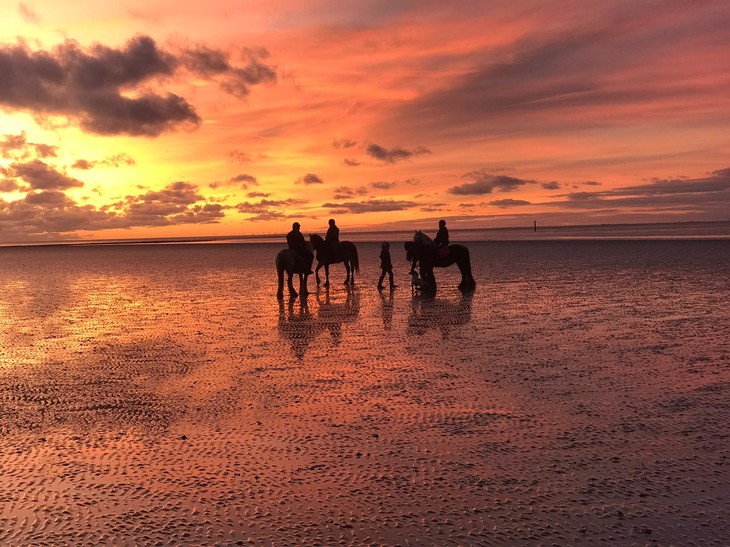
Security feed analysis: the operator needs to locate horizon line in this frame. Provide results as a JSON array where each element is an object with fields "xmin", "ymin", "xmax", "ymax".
[{"xmin": 1, "ymin": 219, "xmax": 728, "ymax": 249}]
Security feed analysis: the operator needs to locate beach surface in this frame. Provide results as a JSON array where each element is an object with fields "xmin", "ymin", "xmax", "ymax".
[{"xmin": 1, "ymin": 240, "xmax": 729, "ymax": 545}]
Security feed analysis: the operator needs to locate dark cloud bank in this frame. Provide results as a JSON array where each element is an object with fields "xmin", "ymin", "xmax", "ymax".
[{"xmin": 0, "ymin": 35, "xmax": 276, "ymax": 136}]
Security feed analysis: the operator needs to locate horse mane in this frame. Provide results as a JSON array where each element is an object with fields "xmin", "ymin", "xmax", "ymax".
[
  {"xmin": 413, "ymin": 230, "xmax": 432, "ymax": 246},
  {"xmin": 309, "ymin": 233, "xmax": 324, "ymax": 246}
]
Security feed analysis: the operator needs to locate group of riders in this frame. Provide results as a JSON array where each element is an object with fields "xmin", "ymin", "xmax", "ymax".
[
  {"xmin": 285, "ymin": 218, "xmax": 450, "ymax": 283},
  {"xmin": 286, "ymin": 218, "xmax": 340, "ymax": 275}
]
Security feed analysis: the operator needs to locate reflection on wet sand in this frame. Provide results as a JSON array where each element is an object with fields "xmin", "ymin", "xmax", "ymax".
[
  {"xmin": 278, "ymin": 286, "xmax": 360, "ymax": 358},
  {"xmin": 378, "ymin": 289, "xmax": 394, "ymax": 331},
  {"xmin": 2, "ymin": 242, "xmax": 729, "ymax": 546},
  {"xmin": 408, "ymin": 294, "xmax": 473, "ymax": 337}
]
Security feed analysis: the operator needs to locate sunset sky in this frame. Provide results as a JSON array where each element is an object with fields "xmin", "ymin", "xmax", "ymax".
[{"xmin": 1, "ymin": 0, "xmax": 729, "ymax": 242}]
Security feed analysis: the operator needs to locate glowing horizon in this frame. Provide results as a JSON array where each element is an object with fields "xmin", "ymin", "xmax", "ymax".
[{"xmin": 1, "ymin": 0, "xmax": 729, "ymax": 242}]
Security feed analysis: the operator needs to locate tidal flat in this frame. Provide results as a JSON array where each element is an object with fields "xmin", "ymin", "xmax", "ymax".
[{"xmin": 1, "ymin": 240, "xmax": 728, "ymax": 545}]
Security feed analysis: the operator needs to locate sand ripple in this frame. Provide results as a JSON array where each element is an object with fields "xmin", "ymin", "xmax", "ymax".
[{"xmin": 0, "ymin": 241, "xmax": 728, "ymax": 545}]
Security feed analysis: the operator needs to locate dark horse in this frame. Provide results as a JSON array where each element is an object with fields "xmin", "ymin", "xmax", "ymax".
[
  {"xmin": 276, "ymin": 249, "xmax": 311, "ymax": 299},
  {"xmin": 309, "ymin": 233, "xmax": 360, "ymax": 287},
  {"xmin": 404, "ymin": 231, "xmax": 476, "ymax": 294}
]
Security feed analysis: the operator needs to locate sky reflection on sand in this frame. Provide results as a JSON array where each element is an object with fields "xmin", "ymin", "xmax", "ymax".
[{"xmin": 0, "ymin": 241, "xmax": 728, "ymax": 544}]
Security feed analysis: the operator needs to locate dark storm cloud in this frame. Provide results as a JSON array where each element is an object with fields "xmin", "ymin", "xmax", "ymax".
[
  {"xmin": 0, "ymin": 35, "xmax": 276, "ymax": 136},
  {"xmin": 322, "ymin": 199, "xmax": 417, "ymax": 214},
  {"xmin": 448, "ymin": 171, "xmax": 533, "ymax": 195},
  {"xmin": 489, "ymin": 199, "xmax": 532, "ymax": 208},
  {"xmin": 366, "ymin": 144, "xmax": 431, "ymax": 164},
  {"xmin": 298, "ymin": 173, "xmax": 323, "ymax": 185},
  {"xmin": 11, "ymin": 159, "xmax": 83, "ymax": 190}
]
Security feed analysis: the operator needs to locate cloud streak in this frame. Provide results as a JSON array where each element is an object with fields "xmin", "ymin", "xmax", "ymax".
[
  {"xmin": 448, "ymin": 172, "xmax": 533, "ymax": 195},
  {"xmin": 366, "ymin": 143, "xmax": 431, "ymax": 164},
  {"xmin": 322, "ymin": 199, "xmax": 418, "ymax": 214},
  {"xmin": 544, "ymin": 168, "xmax": 730, "ymax": 217}
]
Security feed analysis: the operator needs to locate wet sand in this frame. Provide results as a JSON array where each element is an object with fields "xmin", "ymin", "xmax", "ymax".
[{"xmin": 1, "ymin": 241, "xmax": 729, "ymax": 545}]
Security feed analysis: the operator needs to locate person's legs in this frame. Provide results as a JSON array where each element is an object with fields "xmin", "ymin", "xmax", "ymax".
[
  {"xmin": 388, "ymin": 269, "xmax": 396, "ymax": 288},
  {"xmin": 378, "ymin": 269, "xmax": 386, "ymax": 289}
]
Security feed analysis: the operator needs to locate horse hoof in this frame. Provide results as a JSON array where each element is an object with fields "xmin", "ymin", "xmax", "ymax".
[
  {"xmin": 277, "ymin": 292, "xmax": 284, "ymax": 300},
  {"xmin": 323, "ymin": 282, "xmax": 330, "ymax": 288}
]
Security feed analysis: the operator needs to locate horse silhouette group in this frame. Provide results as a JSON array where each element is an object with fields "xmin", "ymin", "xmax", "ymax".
[{"xmin": 276, "ymin": 230, "xmax": 476, "ymax": 299}]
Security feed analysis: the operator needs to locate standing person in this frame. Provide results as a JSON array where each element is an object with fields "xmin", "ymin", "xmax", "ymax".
[
  {"xmin": 286, "ymin": 222, "xmax": 313, "ymax": 274},
  {"xmin": 325, "ymin": 218, "xmax": 340, "ymax": 257},
  {"xmin": 433, "ymin": 219, "xmax": 449, "ymax": 247},
  {"xmin": 378, "ymin": 242, "xmax": 396, "ymax": 290}
]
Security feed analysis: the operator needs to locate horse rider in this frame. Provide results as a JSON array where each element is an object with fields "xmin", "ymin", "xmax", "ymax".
[
  {"xmin": 286, "ymin": 222, "xmax": 314, "ymax": 274},
  {"xmin": 325, "ymin": 218, "xmax": 340, "ymax": 259},
  {"xmin": 433, "ymin": 219, "xmax": 449, "ymax": 248}
]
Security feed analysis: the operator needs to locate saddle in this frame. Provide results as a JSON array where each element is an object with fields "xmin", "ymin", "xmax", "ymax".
[{"xmin": 436, "ymin": 246, "xmax": 449, "ymax": 259}]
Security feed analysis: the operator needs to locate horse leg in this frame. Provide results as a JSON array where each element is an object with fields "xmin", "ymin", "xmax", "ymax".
[
  {"xmin": 277, "ymin": 265, "xmax": 285, "ymax": 299},
  {"xmin": 344, "ymin": 261, "xmax": 350, "ymax": 284},
  {"xmin": 288, "ymin": 271, "xmax": 298, "ymax": 298},
  {"xmin": 324, "ymin": 264, "xmax": 330, "ymax": 287},
  {"xmin": 457, "ymin": 252, "xmax": 476, "ymax": 292},
  {"xmin": 300, "ymin": 272, "xmax": 309, "ymax": 296},
  {"xmin": 315, "ymin": 262, "xmax": 322, "ymax": 286},
  {"xmin": 420, "ymin": 264, "xmax": 437, "ymax": 294}
]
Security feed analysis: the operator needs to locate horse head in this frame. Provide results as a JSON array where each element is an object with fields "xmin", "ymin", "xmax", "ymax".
[
  {"xmin": 413, "ymin": 230, "xmax": 432, "ymax": 247},
  {"xmin": 309, "ymin": 233, "xmax": 323, "ymax": 250},
  {"xmin": 404, "ymin": 241, "xmax": 416, "ymax": 262}
]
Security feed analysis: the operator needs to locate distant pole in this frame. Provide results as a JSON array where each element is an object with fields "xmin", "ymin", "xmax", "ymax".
[{"xmin": 533, "ymin": 221, "xmax": 537, "ymax": 232}]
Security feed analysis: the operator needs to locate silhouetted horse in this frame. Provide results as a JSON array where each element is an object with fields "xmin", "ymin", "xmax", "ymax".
[
  {"xmin": 276, "ymin": 249, "xmax": 311, "ymax": 299},
  {"xmin": 404, "ymin": 231, "xmax": 476, "ymax": 294},
  {"xmin": 309, "ymin": 233, "xmax": 360, "ymax": 287}
]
